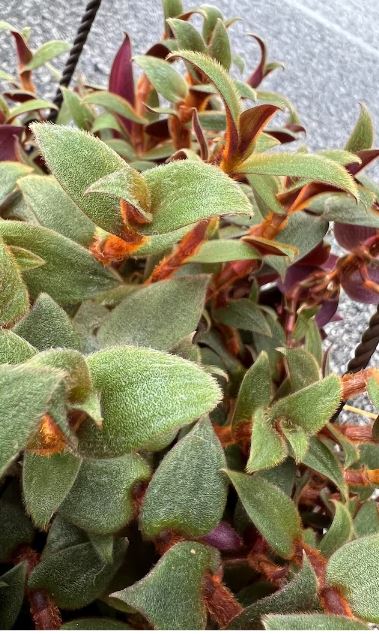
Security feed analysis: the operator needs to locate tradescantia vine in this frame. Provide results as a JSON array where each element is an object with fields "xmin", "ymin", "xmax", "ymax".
[{"xmin": 0, "ymin": 0, "xmax": 379, "ymax": 629}]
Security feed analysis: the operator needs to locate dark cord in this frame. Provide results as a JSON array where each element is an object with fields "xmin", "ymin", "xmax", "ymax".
[
  {"xmin": 48, "ymin": 0, "xmax": 102, "ymax": 122},
  {"xmin": 332, "ymin": 303, "xmax": 379, "ymax": 420}
]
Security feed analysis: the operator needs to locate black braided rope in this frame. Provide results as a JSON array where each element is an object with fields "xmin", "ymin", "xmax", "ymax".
[
  {"xmin": 333, "ymin": 303, "xmax": 379, "ymax": 420},
  {"xmin": 48, "ymin": 0, "xmax": 102, "ymax": 122}
]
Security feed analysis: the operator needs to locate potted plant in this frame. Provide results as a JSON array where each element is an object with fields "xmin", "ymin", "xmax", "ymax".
[{"xmin": 0, "ymin": 0, "xmax": 378, "ymax": 629}]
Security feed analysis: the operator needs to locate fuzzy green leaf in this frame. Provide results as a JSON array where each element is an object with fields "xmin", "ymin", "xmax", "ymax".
[
  {"xmin": 0, "ymin": 330, "xmax": 35, "ymax": 364},
  {"xmin": 85, "ymin": 167, "xmax": 151, "ymax": 222},
  {"xmin": 319, "ymin": 501, "xmax": 353, "ymax": 557},
  {"xmin": 0, "ymin": 481, "xmax": 34, "ymax": 562},
  {"xmin": 326, "ymin": 535, "xmax": 379, "ymax": 623},
  {"xmin": 7, "ymin": 99, "xmax": 57, "ymax": 121},
  {"xmin": 303, "ymin": 437, "xmax": 347, "ymax": 498},
  {"xmin": 9, "ymin": 246, "xmax": 46, "ymax": 271},
  {"xmin": 270, "ymin": 375, "xmax": 342, "ymax": 434},
  {"xmin": 31, "ymin": 124, "xmax": 130, "ymax": 236},
  {"xmin": 19, "ymin": 175, "xmax": 96, "ymax": 246},
  {"xmin": 23, "ymin": 451, "xmax": 82, "ymax": 529},
  {"xmin": 232, "ymin": 352, "xmax": 272, "ymax": 428},
  {"xmin": 0, "ymin": 235, "xmax": 29, "ymax": 326},
  {"xmin": 25, "ymin": 348, "xmax": 92, "ymax": 402},
  {"xmin": 280, "ymin": 347, "xmax": 320, "ymax": 391},
  {"xmin": 345, "ymin": 103, "xmax": 374, "ymax": 153},
  {"xmin": 60, "ymin": 453, "xmax": 151, "ymax": 534},
  {"xmin": 24, "ymin": 40, "xmax": 70, "ymax": 70},
  {"xmin": 29, "ymin": 537, "xmax": 127, "ymax": 609},
  {"xmin": 134, "ymin": 55, "xmax": 188, "ymax": 103},
  {"xmin": 140, "ymin": 418, "xmax": 227, "ymax": 537},
  {"xmin": 167, "ymin": 18, "xmax": 205, "ymax": 52},
  {"xmin": 0, "ymin": 363, "xmax": 65, "ymax": 477},
  {"xmin": 215, "ymin": 299, "xmax": 271, "ymax": 336},
  {"xmin": 168, "ymin": 50, "xmax": 241, "ymax": 149},
  {"xmin": 143, "ymin": 160, "xmax": 253, "ymax": 234},
  {"xmin": 354, "ymin": 500, "xmax": 379, "ymax": 537},
  {"xmin": 169, "ymin": 50, "xmax": 240, "ymax": 136},
  {"xmin": 14, "ymin": 293, "xmax": 81, "ymax": 350},
  {"xmin": 62, "ymin": 87, "xmax": 94, "ymax": 130},
  {"xmin": 263, "ymin": 613, "xmax": 368, "ymax": 630},
  {"xmin": 0, "ymin": 221, "xmax": 119, "ymax": 304},
  {"xmin": 281, "ymin": 425, "xmax": 309, "ymax": 464},
  {"xmin": 111, "ymin": 541, "xmax": 219, "ymax": 629},
  {"xmin": 0, "ymin": 562, "xmax": 27, "ymax": 629},
  {"xmin": 229, "ymin": 556, "xmax": 318, "ymax": 629},
  {"xmin": 226, "ymin": 470, "xmax": 301, "ymax": 558},
  {"xmin": 190, "ymin": 239, "xmax": 260, "ymax": 263},
  {"xmin": 246, "ymin": 407, "xmax": 287, "ymax": 472},
  {"xmin": 239, "ymin": 152, "xmax": 358, "ymax": 197},
  {"xmin": 82, "ymin": 90, "xmax": 146, "ymax": 124},
  {"xmin": 0, "ymin": 161, "xmax": 32, "ymax": 202},
  {"xmin": 326, "ymin": 422, "xmax": 359, "ymax": 469},
  {"xmin": 78, "ymin": 346, "xmax": 221, "ymax": 455},
  {"xmin": 98, "ymin": 275, "xmax": 208, "ymax": 351},
  {"xmin": 62, "ymin": 618, "xmax": 131, "ymax": 630},
  {"xmin": 208, "ymin": 19, "xmax": 232, "ymax": 70}
]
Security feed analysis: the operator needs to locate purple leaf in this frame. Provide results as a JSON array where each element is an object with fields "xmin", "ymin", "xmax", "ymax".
[
  {"xmin": 316, "ymin": 298, "xmax": 339, "ymax": 327},
  {"xmin": 109, "ymin": 33, "xmax": 135, "ymax": 133},
  {"xmin": 0, "ymin": 125, "xmax": 23, "ymax": 160},
  {"xmin": 202, "ymin": 521, "xmax": 243, "ymax": 551},
  {"xmin": 341, "ymin": 264, "xmax": 379, "ymax": 304},
  {"xmin": 347, "ymin": 149, "xmax": 379, "ymax": 175},
  {"xmin": 334, "ymin": 222, "xmax": 377, "ymax": 250}
]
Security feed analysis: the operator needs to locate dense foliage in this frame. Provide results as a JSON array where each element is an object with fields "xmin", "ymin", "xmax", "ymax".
[{"xmin": 0, "ymin": 0, "xmax": 379, "ymax": 629}]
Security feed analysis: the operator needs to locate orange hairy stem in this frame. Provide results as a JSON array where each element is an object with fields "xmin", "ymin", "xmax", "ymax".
[
  {"xmin": 148, "ymin": 218, "xmax": 214, "ymax": 283},
  {"xmin": 341, "ymin": 368, "xmax": 379, "ymax": 400},
  {"xmin": 90, "ymin": 231, "xmax": 147, "ymax": 265},
  {"xmin": 203, "ymin": 572, "xmax": 243, "ymax": 628},
  {"xmin": 13, "ymin": 546, "xmax": 62, "ymax": 630}
]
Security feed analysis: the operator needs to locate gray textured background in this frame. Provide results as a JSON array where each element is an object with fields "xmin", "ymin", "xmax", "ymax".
[{"xmin": 1, "ymin": 0, "xmax": 379, "ymax": 386}]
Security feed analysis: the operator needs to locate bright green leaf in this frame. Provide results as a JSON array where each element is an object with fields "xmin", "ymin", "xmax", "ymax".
[
  {"xmin": 14, "ymin": 293, "xmax": 81, "ymax": 350},
  {"xmin": 78, "ymin": 346, "xmax": 221, "ymax": 455},
  {"xmin": 134, "ymin": 55, "xmax": 188, "ymax": 103},
  {"xmin": 320, "ymin": 501, "xmax": 353, "ymax": 557},
  {"xmin": 82, "ymin": 90, "xmax": 146, "ymax": 124},
  {"xmin": 190, "ymin": 238, "xmax": 260, "ymax": 263},
  {"xmin": 23, "ymin": 451, "xmax": 82, "ymax": 529},
  {"xmin": 98, "ymin": 275, "xmax": 208, "ymax": 351},
  {"xmin": 269, "ymin": 375, "xmax": 342, "ymax": 435},
  {"xmin": 0, "ymin": 221, "xmax": 119, "ymax": 304},
  {"xmin": 345, "ymin": 103, "xmax": 374, "ymax": 153},
  {"xmin": 303, "ymin": 436, "xmax": 347, "ymax": 498},
  {"xmin": 0, "ymin": 363, "xmax": 64, "ymax": 477},
  {"xmin": 239, "ymin": 152, "xmax": 358, "ymax": 197},
  {"xmin": 0, "ymin": 562, "xmax": 27, "ymax": 629},
  {"xmin": 0, "ymin": 329, "xmax": 36, "ymax": 364},
  {"xmin": 60, "ymin": 453, "xmax": 151, "ymax": 534},
  {"xmin": 226, "ymin": 470, "xmax": 301, "ymax": 558},
  {"xmin": 143, "ymin": 160, "xmax": 253, "ymax": 235},
  {"xmin": 326, "ymin": 535, "xmax": 379, "ymax": 623},
  {"xmin": 246, "ymin": 407, "xmax": 287, "ymax": 472},
  {"xmin": 0, "ymin": 161, "xmax": 32, "ymax": 202},
  {"xmin": 263, "ymin": 613, "xmax": 367, "ymax": 630},
  {"xmin": 140, "ymin": 418, "xmax": 227, "ymax": 537},
  {"xmin": 19, "ymin": 174, "xmax": 96, "ymax": 246},
  {"xmin": 232, "ymin": 352, "xmax": 272, "ymax": 428},
  {"xmin": 111, "ymin": 541, "xmax": 219, "ymax": 629}
]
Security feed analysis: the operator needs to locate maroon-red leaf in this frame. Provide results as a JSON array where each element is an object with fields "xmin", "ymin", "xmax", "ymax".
[
  {"xmin": 237, "ymin": 104, "xmax": 280, "ymax": 161},
  {"xmin": 109, "ymin": 33, "xmax": 135, "ymax": 133},
  {"xmin": 341, "ymin": 263, "xmax": 379, "ymax": 304},
  {"xmin": 11, "ymin": 30, "xmax": 33, "ymax": 66},
  {"xmin": 0, "ymin": 125, "xmax": 23, "ymax": 161},
  {"xmin": 347, "ymin": 149, "xmax": 379, "ymax": 175},
  {"xmin": 247, "ymin": 34, "xmax": 267, "ymax": 88}
]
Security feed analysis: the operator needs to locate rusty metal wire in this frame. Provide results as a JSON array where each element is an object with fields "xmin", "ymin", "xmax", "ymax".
[{"xmin": 48, "ymin": 0, "xmax": 102, "ymax": 122}]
